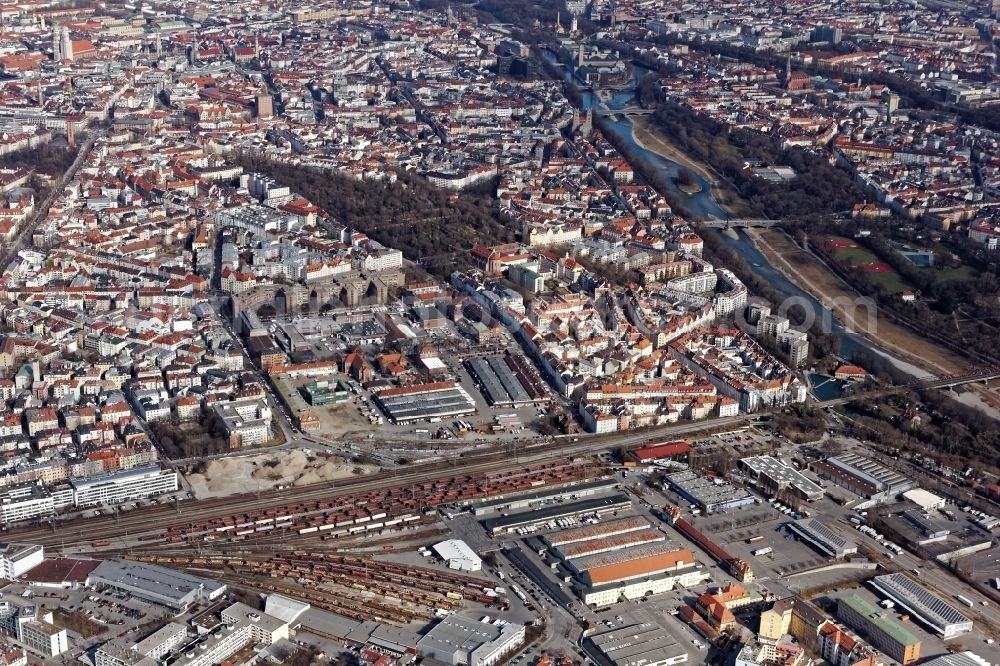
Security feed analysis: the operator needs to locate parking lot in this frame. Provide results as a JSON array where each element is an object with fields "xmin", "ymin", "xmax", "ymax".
[{"xmin": 2, "ymin": 581, "xmax": 172, "ymax": 662}]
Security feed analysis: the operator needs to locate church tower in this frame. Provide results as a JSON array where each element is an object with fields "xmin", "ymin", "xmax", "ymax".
[
  {"xmin": 60, "ymin": 25, "xmax": 73, "ymax": 61},
  {"xmin": 51, "ymin": 24, "xmax": 61, "ymax": 60}
]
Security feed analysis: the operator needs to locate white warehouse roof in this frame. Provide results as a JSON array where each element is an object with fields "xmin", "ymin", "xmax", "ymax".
[
  {"xmin": 432, "ymin": 539, "xmax": 483, "ymax": 572},
  {"xmin": 902, "ymin": 488, "xmax": 945, "ymax": 511},
  {"xmin": 264, "ymin": 594, "xmax": 311, "ymax": 625}
]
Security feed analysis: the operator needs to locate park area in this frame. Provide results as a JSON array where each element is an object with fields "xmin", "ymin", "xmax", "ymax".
[{"xmin": 819, "ymin": 236, "xmax": 911, "ymax": 293}]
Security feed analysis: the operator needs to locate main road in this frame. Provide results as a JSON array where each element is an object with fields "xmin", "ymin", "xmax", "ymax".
[{"xmin": 0, "ymin": 131, "xmax": 100, "ymax": 267}]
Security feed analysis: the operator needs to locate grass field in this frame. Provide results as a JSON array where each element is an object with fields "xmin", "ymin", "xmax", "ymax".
[
  {"xmin": 863, "ymin": 269, "xmax": 911, "ymax": 293},
  {"xmin": 757, "ymin": 229, "xmax": 964, "ymax": 376},
  {"xmin": 896, "ymin": 240, "xmax": 980, "ymax": 283},
  {"xmin": 821, "ymin": 236, "xmax": 911, "ymax": 293},
  {"xmin": 934, "ymin": 265, "xmax": 979, "ymax": 282}
]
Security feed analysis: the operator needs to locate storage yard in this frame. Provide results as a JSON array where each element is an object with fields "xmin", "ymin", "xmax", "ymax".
[
  {"xmin": 124, "ymin": 551, "xmax": 504, "ymax": 624},
  {"xmin": 168, "ymin": 461, "xmax": 604, "ymax": 546},
  {"xmin": 186, "ymin": 450, "xmax": 377, "ymax": 499}
]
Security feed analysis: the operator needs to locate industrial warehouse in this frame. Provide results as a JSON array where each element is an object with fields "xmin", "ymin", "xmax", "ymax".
[
  {"xmin": 551, "ymin": 528, "xmax": 666, "ymax": 560},
  {"xmin": 869, "ymin": 573, "xmax": 974, "ymax": 639},
  {"xmin": 785, "ymin": 517, "xmax": 858, "ymax": 558},
  {"xmin": 2, "ymin": 398, "xmax": 997, "ymax": 666},
  {"xmin": 878, "ymin": 503, "xmax": 995, "ymax": 564},
  {"xmin": 432, "ymin": 539, "xmax": 483, "ymax": 572},
  {"xmin": 88, "ymin": 560, "xmax": 228, "ymax": 611},
  {"xmin": 417, "ymin": 614, "xmax": 525, "ymax": 666},
  {"xmin": 738, "ymin": 455, "xmax": 825, "ymax": 501},
  {"xmin": 664, "ymin": 470, "xmax": 755, "ymax": 513},
  {"xmin": 372, "ymin": 381, "xmax": 477, "ymax": 423},
  {"xmin": 627, "ymin": 441, "xmax": 691, "ymax": 465},
  {"xmin": 809, "ymin": 453, "xmax": 912, "ymax": 506},
  {"xmin": 573, "ymin": 544, "xmax": 708, "ymax": 607},
  {"xmin": 465, "ymin": 355, "xmax": 546, "ymax": 407},
  {"xmin": 471, "ymin": 478, "xmax": 620, "ymax": 516},
  {"xmin": 586, "ymin": 623, "xmax": 688, "ymax": 666},
  {"xmin": 543, "ymin": 516, "xmax": 652, "ymax": 548},
  {"xmin": 480, "ymin": 494, "xmax": 633, "ymax": 536}
]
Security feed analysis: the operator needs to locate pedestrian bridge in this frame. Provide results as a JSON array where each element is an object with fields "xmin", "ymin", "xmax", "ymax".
[{"xmin": 597, "ymin": 106, "xmax": 655, "ymax": 118}]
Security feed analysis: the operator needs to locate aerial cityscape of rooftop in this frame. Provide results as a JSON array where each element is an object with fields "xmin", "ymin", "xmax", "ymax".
[{"xmin": 0, "ymin": 0, "xmax": 997, "ymax": 664}]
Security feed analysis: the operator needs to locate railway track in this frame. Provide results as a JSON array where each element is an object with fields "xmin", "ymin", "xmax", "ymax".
[
  {"xmin": 14, "ymin": 445, "xmax": 556, "ymax": 546},
  {"xmin": 7, "ymin": 414, "xmax": 755, "ymax": 549},
  {"xmin": 120, "ymin": 548, "xmax": 503, "ymax": 625}
]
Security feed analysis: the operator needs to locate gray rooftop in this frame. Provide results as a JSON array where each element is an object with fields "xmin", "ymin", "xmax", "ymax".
[
  {"xmin": 587, "ymin": 623, "xmax": 686, "ymax": 666},
  {"xmin": 921, "ymin": 652, "xmax": 992, "ymax": 666},
  {"xmin": 89, "ymin": 560, "xmax": 226, "ymax": 609},
  {"xmin": 417, "ymin": 615, "xmax": 507, "ymax": 654},
  {"xmin": 480, "ymin": 494, "xmax": 632, "ymax": 533},
  {"xmin": 666, "ymin": 469, "xmax": 755, "ymax": 510},
  {"xmin": 222, "ymin": 601, "xmax": 287, "ymax": 635},
  {"xmin": 870, "ymin": 573, "xmax": 973, "ymax": 637},
  {"xmin": 739, "ymin": 455, "xmax": 824, "ymax": 497},
  {"xmin": 787, "ymin": 517, "xmax": 857, "ymax": 557},
  {"xmin": 472, "ymin": 478, "xmax": 619, "ymax": 514},
  {"xmin": 0, "ymin": 542, "xmax": 42, "ymax": 562},
  {"xmin": 826, "ymin": 453, "xmax": 911, "ymax": 493}
]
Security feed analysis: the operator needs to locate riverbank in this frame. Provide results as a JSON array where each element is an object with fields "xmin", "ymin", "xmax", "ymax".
[
  {"xmin": 748, "ymin": 228, "xmax": 964, "ymax": 377},
  {"xmin": 630, "ymin": 115, "xmax": 747, "ymax": 218},
  {"xmin": 750, "ymin": 230, "xmax": 1000, "ymax": 414}
]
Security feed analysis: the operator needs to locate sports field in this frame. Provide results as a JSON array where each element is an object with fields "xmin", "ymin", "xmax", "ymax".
[{"xmin": 820, "ymin": 236, "xmax": 911, "ymax": 293}]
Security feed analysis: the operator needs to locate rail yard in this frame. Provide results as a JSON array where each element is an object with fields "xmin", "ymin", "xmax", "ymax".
[
  {"xmin": 10, "ymin": 414, "xmax": 755, "ymax": 552},
  {"xmin": 3, "ymin": 426, "xmax": 1000, "ymax": 666}
]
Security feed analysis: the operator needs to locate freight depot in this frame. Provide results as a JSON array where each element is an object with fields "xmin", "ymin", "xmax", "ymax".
[
  {"xmin": 125, "ymin": 551, "xmax": 506, "ymax": 624},
  {"xmin": 150, "ymin": 460, "xmax": 605, "ymax": 546}
]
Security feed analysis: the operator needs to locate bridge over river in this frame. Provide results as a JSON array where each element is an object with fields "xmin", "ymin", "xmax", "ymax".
[
  {"xmin": 701, "ymin": 218, "xmax": 780, "ymax": 229},
  {"xmin": 815, "ymin": 366, "xmax": 1000, "ymax": 408}
]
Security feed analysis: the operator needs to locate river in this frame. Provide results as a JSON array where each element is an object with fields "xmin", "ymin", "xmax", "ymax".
[
  {"xmin": 543, "ymin": 50, "xmax": 727, "ymax": 221},
  {"xmin": 542, "ymin": 49, "xmax": 930, "ymax": 385}
]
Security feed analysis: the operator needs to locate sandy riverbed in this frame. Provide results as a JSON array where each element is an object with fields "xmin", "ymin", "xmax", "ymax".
[{"xmin": 629, "ymin": 115, "xmax": 745, "ymax": 217}]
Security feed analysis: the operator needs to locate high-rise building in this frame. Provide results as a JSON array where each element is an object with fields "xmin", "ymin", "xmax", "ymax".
[{"xmin": 811, "ymin": 25, "xmax": 842, "ymax": 44}]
